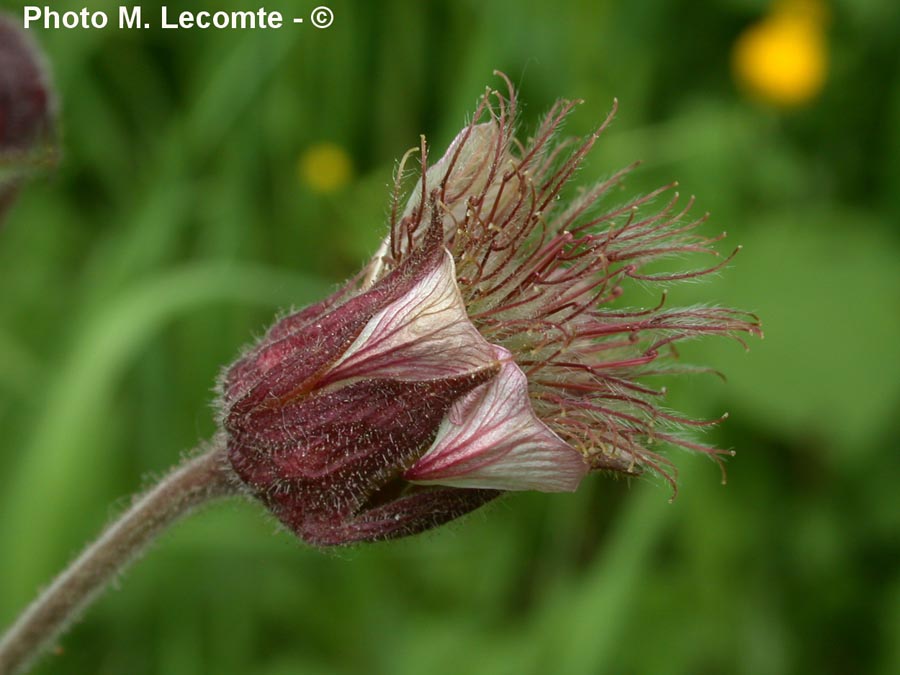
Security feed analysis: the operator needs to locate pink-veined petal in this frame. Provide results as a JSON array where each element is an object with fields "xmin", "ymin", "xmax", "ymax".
[
  {"xmin": 405, "ymin": 347, "xmax": 588, "ymax": 492},
  {"xmin": 323, "ymin": 250, "xmax": 497, "ymax": 384}
]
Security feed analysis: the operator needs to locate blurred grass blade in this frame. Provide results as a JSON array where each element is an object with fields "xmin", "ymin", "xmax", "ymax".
[{"xmin": 0, "ymin": 262, "xmax": 330, "ymax": 610}]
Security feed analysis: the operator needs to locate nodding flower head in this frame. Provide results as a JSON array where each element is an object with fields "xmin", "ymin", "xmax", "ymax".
[{"xmin": 219, "ymin": 74, "xmax": 761, "ymax": 546}]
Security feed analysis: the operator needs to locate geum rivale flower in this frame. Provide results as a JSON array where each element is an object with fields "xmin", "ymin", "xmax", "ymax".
[{"xmin": 220, "ymin": 77, "xmax": 760, "ymax": 546}]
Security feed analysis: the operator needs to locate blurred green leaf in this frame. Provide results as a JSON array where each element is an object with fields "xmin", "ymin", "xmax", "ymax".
[
  {"xmin": 1, "ymin": 262, "xmax": 329, "ymax": 609},
  {"xmin": 681, "ymin": 208, "xmax": 900, "ymax": 457}
]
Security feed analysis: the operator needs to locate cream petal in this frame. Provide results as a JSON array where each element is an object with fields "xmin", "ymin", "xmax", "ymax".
[
  {"xmin": 390, "ymin": 123, "xmax": 505, "ymax": 261},
  {"xmin": 406, "ymin": 348, "xmax": 588, "ymax": 492},
  {"xmin": 324, "ymin": 250, "xmax": 497, "ymax": 383},
  {"xmin": 401, "ymin": 122, "xmax": 500, "ymax": 220},
  {"xmin": 365, "ymin": 121, "xmax": 514, "ymax": 287}
]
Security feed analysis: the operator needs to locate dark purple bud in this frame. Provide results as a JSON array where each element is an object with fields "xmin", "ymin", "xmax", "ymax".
[
  {"xmin": 0, "ymin": 13, "xmax": 57, "ymax": 223},
  {"xmin": 221, "ymin": 221, "xmax": 505, "ymax": 545}
]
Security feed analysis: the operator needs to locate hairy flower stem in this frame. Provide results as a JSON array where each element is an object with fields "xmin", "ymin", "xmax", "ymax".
[{"xmin": 0, "ymin": 438, "xmax": 238, "ymax": 675}]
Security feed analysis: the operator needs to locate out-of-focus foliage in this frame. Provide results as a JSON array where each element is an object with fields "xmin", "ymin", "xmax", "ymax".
[{"xmin": 0, "ymin": 0, "xmax": 897, "ymax": 674}]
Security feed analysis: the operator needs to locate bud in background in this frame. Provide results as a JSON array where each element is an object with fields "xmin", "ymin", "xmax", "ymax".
[
  {"xmin": 219, "ymin": 76, "xmax": 760, "ymax": 547},
  {"xmin": 0, "ymin": 13, "xmax": 58, "ymax": 224}
]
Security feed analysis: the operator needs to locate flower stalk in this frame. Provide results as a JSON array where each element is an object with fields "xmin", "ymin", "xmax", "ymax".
[{"xmin": 0, "ymin": 440, "xmax": 237, "ymax": 675}]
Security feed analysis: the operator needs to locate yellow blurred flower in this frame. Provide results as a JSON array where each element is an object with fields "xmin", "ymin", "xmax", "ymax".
[
  {"xmin": 732, "ymin": 0, "xmax": 828, "ymax": 107},
  {"xmin": 298, "ymin": 142, "xmax": 353, "ymax": 194}
]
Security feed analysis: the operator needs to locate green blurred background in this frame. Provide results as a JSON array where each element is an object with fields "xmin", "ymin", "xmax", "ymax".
[{"xmin": 1, "ymin": 0, "xmax": 899, "ymax": 673}]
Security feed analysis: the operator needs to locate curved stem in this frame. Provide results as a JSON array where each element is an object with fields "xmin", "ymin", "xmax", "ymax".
[{"xmin": 0, "ymin": 437, "xmax": 238, "ymax": 675}]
